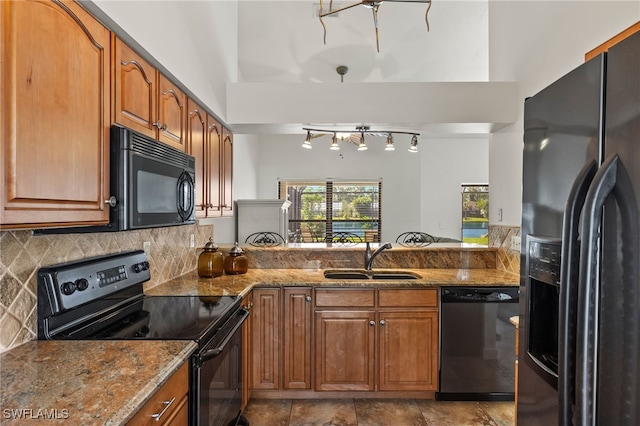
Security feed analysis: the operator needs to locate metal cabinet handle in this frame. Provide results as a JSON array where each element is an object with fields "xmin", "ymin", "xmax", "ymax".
[
  {"xmin": 151, "ymin": 397, "xmax": 176, "ymax": 422},
  {"xmin": 162, "ymin": 124, "xmax": 168, "ymax": 131},
  {"xmin": 380, "ymin": 319, "xmax": 386, "ymax": 326},
  {"xmin": 305, "ymin": 296, "xmax": 312, "ymax": 302},
  {"xmin": 369, "ymin": 320, "xmax": 375, "ymax": 326},
  {"xmin": 104, "ymin": 196, "xmax": 117, "ymax": 207},
  {"xmin": 152, "ymin": 121, "xmax": 162, "ymax": 129}
]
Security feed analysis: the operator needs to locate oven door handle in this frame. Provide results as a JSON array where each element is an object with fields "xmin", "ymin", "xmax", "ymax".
[{"xmin": 198, "ymin": 308, "xmax": 249, "ymax": 365}]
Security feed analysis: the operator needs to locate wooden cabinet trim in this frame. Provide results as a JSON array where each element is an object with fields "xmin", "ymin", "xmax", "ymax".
[
  {"xmin": 378, "ymin": 288, "xmax": 437, "ymax": 307},
  {"xmin": 315, "ymin": 288, "xmax": 375, "ymax": 307}
]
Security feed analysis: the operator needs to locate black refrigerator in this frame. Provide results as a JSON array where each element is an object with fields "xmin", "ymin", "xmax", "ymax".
[{"xmin": 518, "ymin": 30, "xmax": 640, "ymax": 425}]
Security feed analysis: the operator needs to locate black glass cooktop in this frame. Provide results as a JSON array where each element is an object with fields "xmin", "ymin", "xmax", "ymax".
[{"xmin": 54, "ymin": 295, "xmax": 240, "ymax": 344}]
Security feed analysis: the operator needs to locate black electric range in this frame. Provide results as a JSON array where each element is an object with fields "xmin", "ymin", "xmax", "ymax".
[{"xmin": 36, "ymin": 250, "xmax": 249, "ymax": 426}]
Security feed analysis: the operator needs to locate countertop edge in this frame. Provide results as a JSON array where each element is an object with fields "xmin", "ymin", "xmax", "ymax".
[{"xmin": 111, "ymin": 341, "xmax": 197, "ymax": 425}]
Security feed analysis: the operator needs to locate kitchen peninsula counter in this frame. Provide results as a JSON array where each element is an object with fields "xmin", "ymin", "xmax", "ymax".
[
  {"xmin": 145, "ymin": 267, "xmax": 519, "ymax": 297},
  {"xmin": 0, "ymin": 340, "xmax": 196, "ymax": 425}
]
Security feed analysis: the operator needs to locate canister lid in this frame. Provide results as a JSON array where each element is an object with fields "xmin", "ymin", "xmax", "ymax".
[
  {"xmin": 202, "ymin": 237, "xmax": 219, "ymax": 251},
  {"xmin": 228, "ymin": 242, "xmax": 244, "ymax": 255}
]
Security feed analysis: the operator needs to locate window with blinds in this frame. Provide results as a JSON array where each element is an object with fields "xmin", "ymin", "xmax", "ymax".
[{"xmin": 278, "ymin": 180, "xmax": 382, "ymax": 243}]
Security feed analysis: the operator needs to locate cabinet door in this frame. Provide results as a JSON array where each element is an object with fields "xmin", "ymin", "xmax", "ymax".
[
  {"xmin": 251, "ymin": 288, "xmax": 281, "ymax": 390},
  {"xmin": 157, "ymin": 73, "xmax": 186, "ymax": 151},
  {"xmin": 220, "ymin": 128, "xmax": 233, "ymax": 216},
  {"xmin": 283, "ymin": 287, "xmax": 312, "ymax": 390},
  {"xmin": 315, "ymin": 310, "xmax": 375, "ymax": 391},
  {"xmin": 187, "ymin": 100, "xmax": 207, "ymax": 217},
  {"xmin": 0, "ymin": 0, "xmax": 111, "ymax": 227},
  {"xmin": 378, "ymin": 310, "xmax": 439, "ymax": 391},
  {"xmin": 241, "ymin": 292, "xmax": 253, "ymax": 409},
  {"xmin": 205, "ymin": 115, "xmax": 222, "ymax": 217},
  {"xmin": 113, "ymin": 37, "xmax": 157, "ymax": 138}
]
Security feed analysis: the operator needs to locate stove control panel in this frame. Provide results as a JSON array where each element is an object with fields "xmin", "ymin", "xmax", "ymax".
[{"xmin": 38, "ymin": 250, "xmax": 150, "ymax": 314}]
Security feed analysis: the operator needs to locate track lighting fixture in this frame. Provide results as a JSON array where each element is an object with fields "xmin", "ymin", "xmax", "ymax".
[
  {"xmin": 302, "ymin": 130, "xmax": 312, "ymax": 149},
  {"xmin": 408, "ymin": 134, "xmax": 419, "ymax": 153},
  {"xmin": 301, "ymin": 126, "xmax": 419, "ymax": 153}
]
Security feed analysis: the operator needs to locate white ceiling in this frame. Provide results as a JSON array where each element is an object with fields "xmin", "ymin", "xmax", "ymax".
[
  {"xmin": 236, "ymin": 0, "xmax": 490, "ymax": 84},
  {"xmin": 232, "ymin": 0, "xmax": 498, "ymax": 135}
]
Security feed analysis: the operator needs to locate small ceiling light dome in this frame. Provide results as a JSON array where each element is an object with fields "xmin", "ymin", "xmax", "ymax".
[
  {"xmin": 408, "ymin": 135, "xmax": 419, "ymax": 153},
  {"xmin": 385, "ymin": 134, "xmax": 395, "ymax": 151},
  {"xmin": 357, "ymin": 132, "xmax": 368, "ymax": 151},
  {"xmin": 330, "ymin": 132, "xmax": 340, "ymax": 150},
  {"xmin": 302, "ymin": 130, "xmax": 312, "ymax": 149}
]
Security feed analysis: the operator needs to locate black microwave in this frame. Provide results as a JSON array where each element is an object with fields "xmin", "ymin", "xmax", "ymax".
[{"xmin": 36, "ymin": 126, "xmax": 195, "ymax": 234}]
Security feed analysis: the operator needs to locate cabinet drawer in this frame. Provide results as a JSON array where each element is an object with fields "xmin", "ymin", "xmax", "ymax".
[
  {"xmin": 127, "ymin": 362, "xmax": 188, "ymax": 425},
  {"xmin": 379, "ymin": 289, "xmax": 437, "ymax": 307},
  {"xmin": 315, "ymin": 288, "xmax": 375, "ymax": 307}
]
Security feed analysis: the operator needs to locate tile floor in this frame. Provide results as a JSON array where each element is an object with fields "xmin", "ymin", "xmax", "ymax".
[{"xmin": 243, "ymin": 399, "xmax": 515, "ymax": 426}]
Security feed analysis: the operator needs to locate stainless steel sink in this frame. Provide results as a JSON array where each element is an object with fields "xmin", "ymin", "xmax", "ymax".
[
  {"xmin": 323, "ymin": 270, "xmax": 370, "ymax": 280},
  {"xmin": 323, "ymin": 270, "xmax": 421, "ymax": 280},
  {"xmin": 370, "ymin": 271, "xmax": 421, "ymax": 280}
]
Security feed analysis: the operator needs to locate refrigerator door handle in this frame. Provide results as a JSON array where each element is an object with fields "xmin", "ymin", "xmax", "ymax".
[
  {"xmin": 575, "ymin": 152, "xmax": 640, "ymax": 425},
  {"xmin": 576, "ymin": 154, "xmax": 619, "ymax": 426},
  {"xmin": 558, "ymin": 159, "xmax": 597, "ymax": 426}
]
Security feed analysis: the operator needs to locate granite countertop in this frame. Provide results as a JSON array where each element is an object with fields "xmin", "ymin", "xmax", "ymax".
[
  {"xmin": 0, "ymin": 340, "xmax": 196, "ymax": 425},
  {"xmin": 145, "ymin": 268, "xmax": 519, "ymax": 297}
]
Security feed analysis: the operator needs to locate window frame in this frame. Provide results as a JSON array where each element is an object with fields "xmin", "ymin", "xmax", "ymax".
[{"xmin": 278, "ymin": 179, "xmax": 382, "ymax": 243}]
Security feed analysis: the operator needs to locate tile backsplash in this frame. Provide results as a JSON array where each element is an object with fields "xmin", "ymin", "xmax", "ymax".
[
  {"xmin": 0, "ymin": 223, "xmax": 521, "ymax": 354},
  {"xmin": 0, "ymin": 224, "xmax": 212, "ymax": 353},
  {"xmin": 488, "ymin": 225, "xmax": 521, "ymax": 275}
]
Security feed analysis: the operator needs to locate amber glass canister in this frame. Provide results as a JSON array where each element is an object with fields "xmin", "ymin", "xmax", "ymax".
[
  {"xmin": 198, "ymin": 238, "xmax": 224, "ymax": 277},
  {"xmin": 224, "ymin": 242, "xmax": 248, "ymax": 275}
]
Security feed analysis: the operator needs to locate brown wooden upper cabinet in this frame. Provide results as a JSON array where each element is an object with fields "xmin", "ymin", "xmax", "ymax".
[
  {"xmin": 187, "ymin": 100, "xmax": 233, "ymax": 218},
  {"xmin": 585, "ymin": 21, "xmax": 640, "ymax": 61},
  {"xmin": 113, "ymin": 38, "xmax": 186, "ymax": 152},
  {"xmin": 221, "ymin": 127, "xmax": 234, "ymax": 217},
  {"xmin": 0, "ymin": 0, "xmax": 111, "ymax": 228}
]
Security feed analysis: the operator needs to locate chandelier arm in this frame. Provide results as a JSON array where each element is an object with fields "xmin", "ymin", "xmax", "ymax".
[
  {"xmin": 319, "ymin": 0, "xmax": 327, "ymax": 44},
  {"xmin": 425, "ymin": 0, "xmax": 431, "ymax": 32},
  {"xmin": 319, "ymin": 1, "xmax": 363, "ymax": 17},
  {"xmin": 372, "ymin": 4, "xmax": 380, "ymax": 52}
]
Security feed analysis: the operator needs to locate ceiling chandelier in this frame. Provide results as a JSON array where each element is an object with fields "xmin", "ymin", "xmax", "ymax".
[
  {"xmin": 318, "ymin": 0, "xmax": 432, "ymax": 52},
  {"xmin": 302, "ymin": 125, "xmax": 419, "ymax": 153}
]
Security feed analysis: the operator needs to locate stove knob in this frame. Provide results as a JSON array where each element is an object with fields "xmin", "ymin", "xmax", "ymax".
[
  {"xmin": 75, "ymin": 278, "xmax": 89, "ymax": 291},
  {"xmin": 61, "ymin": 281, "xmax": 76, "ymax": 296},
  {"xmin": 133, "ymin": 261, "xmax": 150, "ymax": 273},
  {"xmin": 135, "ymin": 325, "xmax": 150, "ymax": 337}
]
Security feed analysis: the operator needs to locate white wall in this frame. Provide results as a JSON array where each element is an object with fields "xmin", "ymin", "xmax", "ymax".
[
  {"xmin": 213, "ymin": 134, "xmax": 261, "ymax": 243},
  {"xmin": 420, "ymin": 137, "xmax": 489, "ymax": 239},
  {"xmin": 240, "ymin": 134, "xmax": 487, "ymax": 242},
  {"xmin": 487, "ymin": 1, "xmax": 639, "ymax": 226},
  {"xmin": 91, "ymin": 0, "xmax": 238, "ymax": 119}
]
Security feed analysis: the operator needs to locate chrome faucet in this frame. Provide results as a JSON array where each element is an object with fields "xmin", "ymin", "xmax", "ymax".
[{"xmin": 364, "ymin": 241, "xmax": 392, "ymax": 270}]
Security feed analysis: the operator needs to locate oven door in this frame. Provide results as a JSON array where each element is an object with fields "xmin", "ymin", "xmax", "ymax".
[{"xmin": 193, "ymin": 308, "xmax": 249, "ymax": 426}]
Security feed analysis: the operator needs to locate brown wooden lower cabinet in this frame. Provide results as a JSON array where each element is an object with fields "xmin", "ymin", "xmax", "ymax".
[
  {"xmin": 249, "ymin": 286, "xmax": 439, "ymax": 396},
  {"xmin": 283, "ymin": 287, "xmax": 313, "ymax": 389},
  {"xmin": 315, "ymin": 310, "xmax": 376, "ymax": 391},
  {"xmin": 315, "ymin": 288, "xmax": 439, "ymax": 392},
  {"xmin": 127, "ymin": 362, "xmax": 189, "ymax": 425},
  {"xmin": 250, "ymin": 288, "xmax": 280, "ymax": 390}
]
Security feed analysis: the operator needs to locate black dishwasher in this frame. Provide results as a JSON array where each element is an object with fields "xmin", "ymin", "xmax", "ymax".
[{"xmin": 436, "ymin": 286, "xmax": 519, "ymax": 401}]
